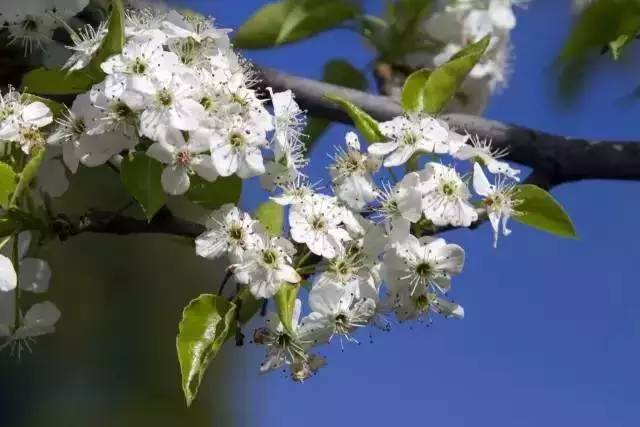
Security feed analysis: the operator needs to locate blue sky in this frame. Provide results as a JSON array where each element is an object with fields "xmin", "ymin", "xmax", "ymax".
[{"xmin": 181, "ymin": 1, "xmax": 640, "ymax": 425}]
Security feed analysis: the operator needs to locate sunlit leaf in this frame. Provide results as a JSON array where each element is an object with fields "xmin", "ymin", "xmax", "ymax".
[
  {"xmin": 185, "ymin": 175, "xmax": 242, "ymax": 210},
  {"xmin": 401, "ymin": 35, "xmax": 490, "ymax": 114},
  {"xmin": 177, "ymin": 294, "xmax": 236, "ymax": 407},
  {"xmin": 274, "ymin": 284, "xmax": 299, "ymax": 334},
  {"xmin": 514, "ymin": 184, "xmax": 577, "ymax": 238},
  {"xmin": 255, "ymin": 200, "xmax": 285, "ymax": 236},
  {"xmin": 325, "ymin": 94, "xmax": 384, "ymax": 143}
]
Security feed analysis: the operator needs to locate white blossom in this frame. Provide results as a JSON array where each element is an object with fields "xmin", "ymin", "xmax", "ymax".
[
  {"xmin": 419, "ymin": 162, "xmax": 478, "ymax": 227},
  {"xmin": 234, "ymin": 235, "xmax": 300, "ymax": 299},
  {"xmin": 369, "ymin": 114, "xmax": 465, "ymax": 167},
  {"xmin": 289, "ymin": 194, "xmax": 351, "ymax": 259},
  {"xmin": 146, "ymin": 129, "xmax": 218, "ymax": 195},
  {"xmin": 453, "ymin": 135, "xmax": 520, "ymax": 180},
  {"xmin": 195, "ymin": 205, "xmax": 260, "ymax": 262},
  {"xmin": 472, "ymin": 163, "xmax": 521, "ymax": 247}
]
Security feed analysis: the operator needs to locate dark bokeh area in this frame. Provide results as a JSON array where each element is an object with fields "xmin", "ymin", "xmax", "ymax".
[{"xmin": 0, "ymin": 166, "xmax": 249, "ymax": 426}]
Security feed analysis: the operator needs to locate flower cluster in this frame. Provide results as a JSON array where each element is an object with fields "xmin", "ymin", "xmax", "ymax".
[
  {"xmin": 406, "ymin": 0, "xmax": 528, "ymax": 114},
  {"xmin": 0, "ymin": 1, "xmax": 524, "ymax": 383},
  {"xmin": 196, "ymin": 98, "xmax": 522, "ymax": 380}
]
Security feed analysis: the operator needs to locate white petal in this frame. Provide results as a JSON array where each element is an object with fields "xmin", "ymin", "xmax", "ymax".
[
  {"xmin": 161, "ymin": 165, "xmax": 190, "ymax": 195},
  {"xmin": 146, "ymin": 142, "xmax": 174, "ymax": 165},
  {"xmin": 19, "ymin": 258, "xmax": 51, "ymax": 293},
  {"xmin": 191, "ymin": 155, "xmax": 219, "ymax": 182},
  {"xmin": 472, "ymin": 163, "xmax": 493, "ymax": 197},
  {"xmin": 21, "ymin": 102, "xmax": 53, "ymax": 128},
  {"xmin": 0, "ymin": 255, "xmax": 17, "ymax": 292},
  {"xmin": 368, "ymin": 141, "xmax": 398, "ymax": 156}
]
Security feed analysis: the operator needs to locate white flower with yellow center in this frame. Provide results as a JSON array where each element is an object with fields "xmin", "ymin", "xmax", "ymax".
[
  {"xmin": 234, "ymin": 235, "xmax": 300, "ymax": 299},
  {"xmin": 472, "ymin": 163, "xmax": 521, "ymax": 247},
  {"xmin": 195, "ymin": 204, "xmax": 260, "ymax": 263},
  {"xmin": 419, "ymin": 162, "xmax": 478, "ymax": 227},
  {"xmin": 289, "ymin": 194, "xmax": 351, "ymax": 259},
  {"xmin": 146, "ymin": 129, "xmax": 218, "ymax": 195}
]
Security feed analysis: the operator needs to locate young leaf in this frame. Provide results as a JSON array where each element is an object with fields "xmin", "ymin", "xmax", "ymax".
[
  {"xmin": 21, "ymin": 68, "xmax": 95, "ymax": 95},
  {"xmin": 86, "ymin": 0, "xmax": 125, "ymax": 79},
  {"xmin": 11, "ymin": 147, "xmax": 45, "ymax": 206},
  {"xmin": 274, "ymin": 284, "xmax": 299, "ymax": 334},
  {"xmin": 120, "ymin": 153, "xmax": 167, "ymax": 221},
  {"xmin": 234, "ymin": 286, "xmax": 262, "ymax": 325},
  {"xmin": 186, "ymin": 175, "xmax": 242, "ymax": 210},
  {"xmin": 234, "ymin": 0, "xmax": 358, "ymax": 49},
  {"xmin": 325, "ymin": 94, "xmax": 384, "ymax": 143},
  {"xmin": 401, "ymin": 35, "xmax": 491, "ymax": 114},
  {"xmin": 0, "ymin": 163, "xmax": 17, "ymax": 210},
  {"xmin": 513, "ymin": 184, "xmax": 577, "ymax": 238},
  {"xmin": 176, "ymin": 294, "xmax": 237, "ymax": 407},
  {"xmin": 304, "ymin": 59, "xmax": 368, "ymax": 149},
  {"xmin": 255, "ymin": 200, "xmax": 285, "ymax": 236}
]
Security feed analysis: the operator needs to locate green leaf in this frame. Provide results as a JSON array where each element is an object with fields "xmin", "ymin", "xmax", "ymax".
[
  {"xmin": 0, "ymin": 163, "xmax": 17, "ymax": 209},
  {"xmin": 323, "ymin": 59, "xmax": 369, "ymax": 91},
  {"xmin": 234, "ymin": 286, "xmax": 262, "ymax": 325},
  {"xmin": 560, "ymin": 0, "xmax": 640, "ymax": 62},
  {"xmin": 401, "ymin": 35, "xmax": 490, "ymax": 114},
  {"xmin": 177, "ymin": 294, "xmax": 236, "ymax": 407},
  {"xmin": 304, "ymin": 59, "xmax": 368, "ymax": 149},
  {"xmin": 610, "ymin": 33, "xmax": 636, "ymax": 60},
  {"xmin": 513, "ymin": 184, "xmax": 577, "ymax": 238},
  {"xmin": 0, "ymin": 216, "xmax": 18, "ymax": 238},
  {"xmin": 86, "ymin": 0, "xmax": 125, "ymax": 79},
  {"xmin": 274, "ymin": 284, "xmax": 299, "ymax": 334},
  {"xmin": 185, "ymin": 175, "xmax": 242, "ymax": 210},
  {"xmin": 234, "ymin": 0, "xmax": 359, "ymax": 49},
  {"xmin": 21, "ymin": 68, "xmax": 95, "ymax": 95},
  {"xmin": 11, "ymin": 147, "xmax": 45, "ymax": 205},
  {"xmin": 255, "ymin": 200, "xmax": 285, "ymax": 236},
  {"xmin": 325, "ymin": 94, "xmax": 384, "ymax": 143},
  {"xmin": 120, "ymin": 153, "xmax": 167, "ymax": 221}
]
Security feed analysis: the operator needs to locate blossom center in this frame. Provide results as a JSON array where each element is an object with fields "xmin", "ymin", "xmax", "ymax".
[
  {"xmin": 441, "ymin": 181, "xmax": 457, "ymax": 197},
  {"xmin": 157, "ymin": 89, "xmax": 173, "ymax": 107},
  {"xmin": 415, "ymin": 262, "xmax": 432, "ymax": 279},
  {"xmin": 402, "ymin": 131, "xmax": 418, "ymax": 146},
  {"xmin": 229, "ymin": 132, "xmax": 245, "ymax": 150},
  {"xmin": 311, "ymin": 215, "xmax": 327, "ymax": 231},
  {"xmin": 131, "ymin": 58, "xmax": 147, "ymax": 74},
  {"xmin": 113, "ymin": 102, "xmax": 135, "ymax": 120},
  {"xmin": 22, "ymin": 18, "xmax": 38, "ymax": 32},
  {"xmin": 229, "ymin": 224, "xmax": 244, "ymax": 241},
  {"xmin": 262, "ymin": 249, "xmax": 278, "ymax": 267},
  {"xmin": 176, "ymin": 150, "xmax": 191, "ymax": 167}
]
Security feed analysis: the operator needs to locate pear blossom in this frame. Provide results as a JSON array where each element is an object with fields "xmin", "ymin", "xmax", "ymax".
[
  {"xmin": 270, "ymin": 176, "xmax": 318, "ymax": 206},
  {"xmin": 234, "ymin": 235, "xmax": 300, "ymax": 299},
  {"xmin": 0, "ymin": 255, "xmax": 17, "ymax": 292},
  {"xmin": 195, "ymin": 205, "xmax": 260, "ymax": 262},
  {"xmin": 375, "ymin": 173, "xmax": 423, "ymax": 240},
  {"xmin": 146, "ymin": 129, "xmax": 218, "ymax": 195},
  {"xmin": 330, "ymin": 132, "xmax": 380, "ymax": 210},
  {"xmin": 0, "ymin": 298, "xmax": 61, "ymax": 358},
  {"xmin": 61, "ymin": 22, "xmax": 108, "ymax": 71},
  {"xmin": 383, "ymin": 234, "xmax": 465, "ymax": 296},
  {"xmin": 472, "ymin": 163, "xmax": 521, "ymax": 247},
  {"xmin": 419, "ymin": 162, "xmax": 478, "ymax": 227},
  {"xmin": 301, "ymin": 281, "xmax": 376, "ymax": 346},
  {"xmin": 453, "ymin": 135, "xmax": 520, "ymax": 180},
  {"xmin": 0, "ymin": 98, "xmax": 53, "ymax": 154},
  {"xmin": 209, "ymin": 121, "xmax": 268, "ymax": 179},
  {"xmin": 254, "ymin": 298, "xmax": 325, "ymax": 380},
  {"xmin": 289, "ymin": 194, "xmax": 351, "ymax": 259}
]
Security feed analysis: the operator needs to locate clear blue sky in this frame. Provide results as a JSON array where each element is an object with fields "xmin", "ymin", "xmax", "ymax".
[{"xmin": 181, "ymin": 1, "xmax": 640, "ymax": 425}]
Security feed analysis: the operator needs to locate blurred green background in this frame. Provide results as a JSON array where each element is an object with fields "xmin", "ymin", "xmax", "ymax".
[{"xmin": 0, "ymin": 166, "xmax": 253, "ymax": 426}]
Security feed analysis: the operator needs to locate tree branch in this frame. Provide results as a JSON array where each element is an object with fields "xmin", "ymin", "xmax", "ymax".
[
  {"xmin": 58, "ymin": 67, "xmax": 640, "ymax": 240},
  {"xmin": 257, "ymin": 67, "xmax": 640, "ymax": 187}
]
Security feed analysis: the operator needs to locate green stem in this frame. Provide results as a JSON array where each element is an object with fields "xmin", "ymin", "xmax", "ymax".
[
  {"xmin": 12, "ymin": 235, "xmax": 20, "ymax": 332},
  {"xmin": 294, "ymin": 248, "xmax": 313, "ymax": 268}
]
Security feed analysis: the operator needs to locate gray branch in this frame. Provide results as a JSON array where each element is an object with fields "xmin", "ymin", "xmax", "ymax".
[
  {"xmin": 66, "ymin": 67, "xmax": 640, "ymax": 239},
  {"xmin": 258, "ymin": 67, "xmax": 640, "ymax": 187}
]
